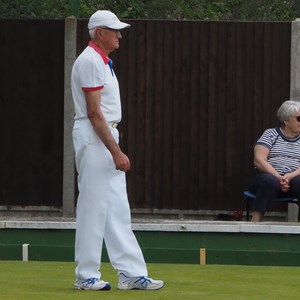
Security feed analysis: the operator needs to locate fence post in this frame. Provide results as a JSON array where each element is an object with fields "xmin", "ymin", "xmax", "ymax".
[
  {"xmin": 290, "ymin": 18, "xmax": 300, "ymax": 100},
  {"xmin": 289, "ymin": 18, "xmax": 300, "ymax": 222},
  {"xmin": 63, "ymin": 16, "xmax": 77, "ymax": 217}
]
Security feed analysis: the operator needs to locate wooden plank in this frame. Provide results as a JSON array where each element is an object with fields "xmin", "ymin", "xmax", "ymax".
[
  {"xmin": 135, "ymin": 20, "xmax": 147, "ymax": 207},
  {"xmin": 153, "ymin": 21, "xmax": 165, "ymax": 209},
  {"xmin": 189, "ymin": 22, "xmax": 201, "ymax": 209},
  {"xmin": 144, "ymin": 21, "xmax": 156, "ymax": 208},
  {"xmin": 125, "ymin": 20, "xmax": 138, "ymax": 207},
  {"xmin": 198, "ymin": 22, "xmax": 210, "ymax": 207},
  {"xmin": 162, "ymin": 21, "xmax": 175, "ymax": 209}
]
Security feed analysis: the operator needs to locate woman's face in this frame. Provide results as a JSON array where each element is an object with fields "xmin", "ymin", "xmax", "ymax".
[{"xmin": 285, "ymin": 110, "xmax": 300, "ymax": 136}]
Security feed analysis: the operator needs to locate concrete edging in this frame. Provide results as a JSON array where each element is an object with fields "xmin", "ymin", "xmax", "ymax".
[{"xmin": 1, "ymin": 220, "xmax": 300, "ymax": 234}]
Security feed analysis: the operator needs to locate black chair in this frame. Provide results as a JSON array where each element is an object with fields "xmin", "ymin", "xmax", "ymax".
[{"xmin": 243, "ymin": 191, "xmax": 300, "ymax": 221}]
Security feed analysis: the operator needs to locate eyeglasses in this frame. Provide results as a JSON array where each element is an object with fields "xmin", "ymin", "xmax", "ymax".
[
  {"xmin": 101, "ymin": 27, "xmax": 120, "ymax": 33},
  {"xmin": 295, "ymin": 116, "xmax": 300, "ymax": 122}
]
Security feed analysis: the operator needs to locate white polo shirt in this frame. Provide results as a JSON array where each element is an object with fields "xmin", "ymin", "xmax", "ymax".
[{"xmin": 71, "ymin": 41, "xmax": 122, "ymax": 123}]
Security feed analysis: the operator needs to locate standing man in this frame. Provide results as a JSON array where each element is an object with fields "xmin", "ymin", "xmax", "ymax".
[{"xmin": 71, "ymin": 10, "xmax": 164, "ymax": 291}]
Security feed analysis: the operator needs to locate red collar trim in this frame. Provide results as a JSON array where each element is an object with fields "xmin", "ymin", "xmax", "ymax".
[{"xmin": 88, "ymin": 41, "xmax": 109, "ymax": 64}]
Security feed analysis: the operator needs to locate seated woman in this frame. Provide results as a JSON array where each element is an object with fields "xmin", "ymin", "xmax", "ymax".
[{"xmin": 248, "ymin": 100, "xmax": 300, "ymax": 222}]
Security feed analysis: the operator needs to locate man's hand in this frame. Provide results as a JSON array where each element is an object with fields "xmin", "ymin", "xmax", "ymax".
[
  {"xmin": 85, "ymin": 90, "xmax": 130, "ymax": 172},
  {"xmin": 113, "ymin": 151, "xmax": 131, "ymax": 172}
]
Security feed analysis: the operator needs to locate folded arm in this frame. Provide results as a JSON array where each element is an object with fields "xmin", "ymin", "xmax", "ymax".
[{"xmin": 254, "ymin": 144, "xmax": 289, "ymax": 191}]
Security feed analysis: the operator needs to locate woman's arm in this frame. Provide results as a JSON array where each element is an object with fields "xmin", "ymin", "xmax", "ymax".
[
  {"xmin": 254, "ymin": 144, "xmax": 289, "ymax": 191},
  {"xmin": 284, "ymin": 168, "xmax": 300, "ymax": 182},
  {"xmin": 254, "ymin": 144, "xmax": 281, "ymax": 179}
]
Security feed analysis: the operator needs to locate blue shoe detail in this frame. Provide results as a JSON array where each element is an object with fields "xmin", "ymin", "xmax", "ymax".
[{"xmin": 74, "ymin": 278, "xmax": 111, "ymax": 290}]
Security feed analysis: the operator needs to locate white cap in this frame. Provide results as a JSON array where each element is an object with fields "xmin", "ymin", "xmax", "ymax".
[{"xmin": 88, "ymin": 10, "xmax": 130, "ymax": 30}]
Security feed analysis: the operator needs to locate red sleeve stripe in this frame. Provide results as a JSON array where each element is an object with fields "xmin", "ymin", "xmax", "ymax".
[{"xmin": 82, "ymin": 86, "xmax": 104, "ymax": 92}]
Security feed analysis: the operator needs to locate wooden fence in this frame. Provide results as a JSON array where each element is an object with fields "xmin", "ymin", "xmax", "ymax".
[
  {"xmin": 0, "ymin": 19, "xmax": 65, "ymax": 208},
  {"xmin": 0, "ymin": 18, "xmax": 292, "ymax": 214}
]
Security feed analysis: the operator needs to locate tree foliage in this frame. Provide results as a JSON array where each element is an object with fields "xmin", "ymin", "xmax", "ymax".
[
  {"xmin": 0, "ymin": 0, "xmax": 70, "ymax": 18},
  {"xmin": 0, "ymin": 0, "xmax": 300, "ymax": 21}
]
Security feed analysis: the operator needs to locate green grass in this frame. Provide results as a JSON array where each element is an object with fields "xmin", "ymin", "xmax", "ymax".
[{"xmin": 0, "ymin": 261, "xmax": 299, "ymax": 299}]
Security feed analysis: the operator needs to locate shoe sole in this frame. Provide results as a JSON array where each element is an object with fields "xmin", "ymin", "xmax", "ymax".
[
  {"xmin": 74, "ymin": 283, "xmax": 111, "ymax": 291},
  {"xmin": 117, "ymin": 284, "xmax": 164, "ymax": 290}
]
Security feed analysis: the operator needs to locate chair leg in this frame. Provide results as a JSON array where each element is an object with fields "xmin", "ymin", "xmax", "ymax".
[
  {"xmin": 246, "ymin": 197, "xmax": 250, "ymax": 221},
  {"xmin": 242, "ymin": 196, "xmax": 250, "ymax": 221}
]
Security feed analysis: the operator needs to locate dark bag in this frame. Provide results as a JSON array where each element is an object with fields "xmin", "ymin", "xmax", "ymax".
[{"xmin": 215, "ymin": 210, "xmax": 243, "ymax": 221}]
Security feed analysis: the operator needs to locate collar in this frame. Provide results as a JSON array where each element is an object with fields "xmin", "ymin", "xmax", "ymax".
[
  {"xmin": 278, "ymin": 127, "xmax": 300, "ymax": 141},
  {"xmin": 88, "ymin": 41, "xmax": 109, "ymax": 64}
]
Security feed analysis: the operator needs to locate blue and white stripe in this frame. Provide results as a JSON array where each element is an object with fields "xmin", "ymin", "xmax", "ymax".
[{"xmin": 256, "ymin": 128, "xmax": 300, "ymax": 175}]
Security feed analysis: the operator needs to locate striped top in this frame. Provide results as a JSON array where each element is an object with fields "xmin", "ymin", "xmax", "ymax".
[{"xmin": 256, "ymin": 128, "xmax": 300, "ymax": 175}]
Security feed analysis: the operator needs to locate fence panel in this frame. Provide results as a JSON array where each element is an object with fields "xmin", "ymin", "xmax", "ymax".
[{"xmin": 0, "ymin": 19, "xmax": 65, "ymax": 207}]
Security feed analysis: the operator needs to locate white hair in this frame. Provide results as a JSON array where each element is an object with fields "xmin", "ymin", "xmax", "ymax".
[
  {"xmin": 277, "ymin": 100, "xmax": 300, "ymax": 123},
  {"xmin": 89, "ymin": 28, "xmax": 97, "ymax": 39}
]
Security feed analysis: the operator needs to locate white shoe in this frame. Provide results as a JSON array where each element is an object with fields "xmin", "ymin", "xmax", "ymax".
[
  {"xmin": 118, "ymin": 273, "xmax": 164, "ymax": 290},
  {"xmin": 74, "ymin": 278, "xmax": 111, "ymax": 290}
]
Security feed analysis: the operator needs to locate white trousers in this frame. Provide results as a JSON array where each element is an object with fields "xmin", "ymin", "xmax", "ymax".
[{"xmin": 72, "ymin": 119, "xmax": 147, "ymax": 280}]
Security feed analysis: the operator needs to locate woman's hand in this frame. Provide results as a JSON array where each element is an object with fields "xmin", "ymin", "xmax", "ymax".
[{"xmin": 279, "ymin": 175, "xmax": 290, "ymax": 192}]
